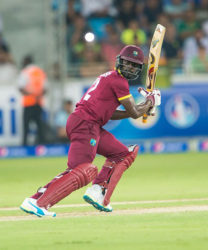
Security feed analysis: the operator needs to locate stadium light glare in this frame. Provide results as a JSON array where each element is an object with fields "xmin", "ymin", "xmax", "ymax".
[{"xmin": 84, "ymin": 32, "xmax": 95, "ymax": 42}]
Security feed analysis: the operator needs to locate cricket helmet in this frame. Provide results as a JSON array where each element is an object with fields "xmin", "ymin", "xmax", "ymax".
[{"xmin": 116, "ymin": 45, "xmax": 144, "ymax": 80}]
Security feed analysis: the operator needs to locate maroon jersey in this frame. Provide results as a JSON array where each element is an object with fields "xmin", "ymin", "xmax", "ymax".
[{"xmin": 74, "ymin": 70, "xmax": 131, "ymax": 126}]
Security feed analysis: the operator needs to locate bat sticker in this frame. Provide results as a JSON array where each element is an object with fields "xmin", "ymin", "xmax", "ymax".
[
  {"xmin": 147, "ymin": 53, "xmax": 156, "ymax": 89},
  {"xmin": 150, "ymin": 53, "xmax": 155, "ymax": 64},
  {"xmin": 156, "ymin": 26, "xmax": 162, "ymax": 33},
  {"xmin": 148, "ymin": 66, "xmax": 155, "ymax": 85},
  {"xmin": 152, "ymin": 39, "xmax": 159, "ymax": 48}
]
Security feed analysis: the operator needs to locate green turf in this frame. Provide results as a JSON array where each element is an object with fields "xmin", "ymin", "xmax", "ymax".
[
  {"xmin": 1, "ymin": 212, "xmax": 208, "ymax": 250},
  {"xmin": 0, "ymin": 152, "xmax": 208, "ymax": 250},
  {"xmin": 1, "ymin": 153, "xmax": 208, "ymax": 207}
]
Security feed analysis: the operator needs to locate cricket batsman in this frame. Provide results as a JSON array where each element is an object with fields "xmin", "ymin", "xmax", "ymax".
[{"xmin": 20, "ymin": 45, "xmax": 161, "ymax": 217}]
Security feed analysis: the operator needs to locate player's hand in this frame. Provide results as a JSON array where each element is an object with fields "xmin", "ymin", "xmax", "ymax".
[
  {"xmin": 138, "ymin": 88, "xmax": 161, "ymax": 106},
  {"xmin": 147, "ymin": 106, "xmax": 156, "ymax": 116},
  {"xmin": 138, "ymin": 87, "xmax": 149, "ymax": 97},
  {"xmin": 148, "ymin": 89, "xmax": 161, "ymax": 106}
]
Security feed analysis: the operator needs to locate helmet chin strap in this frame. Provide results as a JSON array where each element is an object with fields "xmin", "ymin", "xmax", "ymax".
[
  {"xmin": 116, "ymin": 68, "xmax": 138, "ymax": 80},
  {"xmin": 115, "ymin": 65, "xmax": 136, "ymax": 80},
  {"xmin": 116, "ymin": 68, "xmax": 125, "ymax": 78},
  {"xmin": 120, "ymin": 69, "xmax": 138, "ymax": 80}
]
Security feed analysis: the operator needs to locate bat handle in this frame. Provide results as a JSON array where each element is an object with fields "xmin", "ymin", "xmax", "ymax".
[
  {"xmin": 142, "ymin": 88, "xmax": 152, "ymax": 123},
  {"xmin": 142, "ymin": 113, "xmax": 148, "ymax": 123}
]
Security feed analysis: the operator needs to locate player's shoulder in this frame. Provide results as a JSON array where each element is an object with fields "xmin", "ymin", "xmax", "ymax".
[
  {"xmin": 100, "ymin": 70, "xmax": 127, "ymax": 83},
  {"xmin": 25, "ymin": 64, "xmax": 45, "ymax": 73}
]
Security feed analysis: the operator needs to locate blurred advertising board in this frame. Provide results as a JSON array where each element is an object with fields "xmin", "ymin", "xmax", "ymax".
[
  {"xmin": 104, "ymin": 84, "xmax": 208, "ymax": 140},
  {"xmin": 0, "ymin": 83, "xmax": 208, "ymax": 148},
  {"xmin": 0, "ymin": 87, "xmax": 22, "ymax": 146},
  {"xmin": 0, "ymin": 145, "xmax": 69, "ymax": 158},
  {"xmin": 0, "ymin": 140, "xmax": 207, "ymax": 158}
]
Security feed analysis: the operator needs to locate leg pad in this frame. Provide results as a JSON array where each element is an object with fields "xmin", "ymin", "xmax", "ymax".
[
  {"xmin": 37, "ymin": 163, "xmax": 98, "ymax": 209},
  {"xmin": 103, "ymin": 145, "xmax": 139, "ymax": 206},
  {"xmin": 92, "ymin": 159, "xmax": 115, "ymax": 188}
]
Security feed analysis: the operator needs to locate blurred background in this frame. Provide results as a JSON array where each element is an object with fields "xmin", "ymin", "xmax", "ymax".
[{"xmin": 0, "ymin": 0, "xmax": 208, "ymax": 157}]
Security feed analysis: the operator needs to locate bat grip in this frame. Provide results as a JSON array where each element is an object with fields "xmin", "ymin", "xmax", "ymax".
[
  {"xmin": 142, "ymin": 88, "xmax": 152, "ymax": 123},
  {"xmin": 142, "ymin": 113, "xmax": 148, "ymax": 123}
]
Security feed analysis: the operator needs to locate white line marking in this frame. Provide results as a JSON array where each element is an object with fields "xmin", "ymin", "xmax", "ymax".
[
  {"xmin": 1, "ymin": 198, "xmax": 208, "ymax": 211},
  {"xmin": 1, "ymin": 205, "xmax": 208, "ymax": 222}
]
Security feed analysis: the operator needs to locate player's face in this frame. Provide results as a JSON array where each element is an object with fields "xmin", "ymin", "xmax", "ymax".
[{"xmin": 121, "ymin": 59, "xmax": 142, "ymax": 80}]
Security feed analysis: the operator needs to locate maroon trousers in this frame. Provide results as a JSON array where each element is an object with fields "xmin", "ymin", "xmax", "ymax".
[
  {"xmin": 31, "ymin": 113, "xmax": 129, "ymax": 200},
  {"xmin": 66, "ymin": 113, "xmax": 129, "ymax": 169}
]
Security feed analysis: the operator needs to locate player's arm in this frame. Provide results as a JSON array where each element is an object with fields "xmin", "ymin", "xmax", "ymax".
[
  {"xmin": 19, "ymin": 88, "xmax": 29, "ymax": 95},
  {"xmin": 111, "ymin": 96, "xmax": 152, "ymax": 120},
  {"xmin": 18, "ymin": 73, "xmax": 31, "ymax": 95}
]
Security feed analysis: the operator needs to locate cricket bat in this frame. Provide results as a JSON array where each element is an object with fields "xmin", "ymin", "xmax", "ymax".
[{"xmin": 142, "ymin": 24, "xmax": 166, "ymax": 123}]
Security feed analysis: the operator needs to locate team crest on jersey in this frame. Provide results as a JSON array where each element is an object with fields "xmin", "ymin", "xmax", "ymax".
[
  {"xmin": 90, "ymin": 138, "xmax": 97, "ymax": 146},
  {"xmin": 133, "ymin": 51, "xmax": 138, "ymax": 56}
]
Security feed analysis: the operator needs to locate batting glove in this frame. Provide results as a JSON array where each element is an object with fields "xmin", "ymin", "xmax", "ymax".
[
  {"xmin": 138, "ymin": 87, "xmax": 161, "ymax": 106},
  {"xmin": 138, "ymin": 88, "xmax": 161, "ymax": 116}
]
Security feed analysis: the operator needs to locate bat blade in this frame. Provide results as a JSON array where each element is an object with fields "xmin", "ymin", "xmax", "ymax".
[
  {"xmin": 143, "ymin": 24, "xmax": 166, "ymax": 123},
  {"xmin": 146, "ymin": 24, "xmax": 166, "ymax": 91}
]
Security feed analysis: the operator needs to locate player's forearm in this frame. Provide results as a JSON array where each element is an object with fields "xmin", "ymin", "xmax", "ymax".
[
  {"xmin": 110, "ymin": 110, "xmax": 130, "ymax": 120},
  {"xmin": 19, "ymin": 88, "xmax": 46, "ymax": 96},
  {"xmin": 123, "ymin": 99, "xmax": 153, "ymax": 119},
  {"xmin": 111, "ymin": 100, "xmax": 152, "ymax": 120},
  {"xmin": 136, "ymin": 100, "xmax": 152, "ymax": 117},
  {"xmin": 19, "ymin": 88, "xmax": 30, "ymax": 95}
]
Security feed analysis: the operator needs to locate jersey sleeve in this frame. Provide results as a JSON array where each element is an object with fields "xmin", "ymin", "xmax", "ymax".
[{"xmin": 111, "ymin": 77, "xmax": 131, "ymax": 102}]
